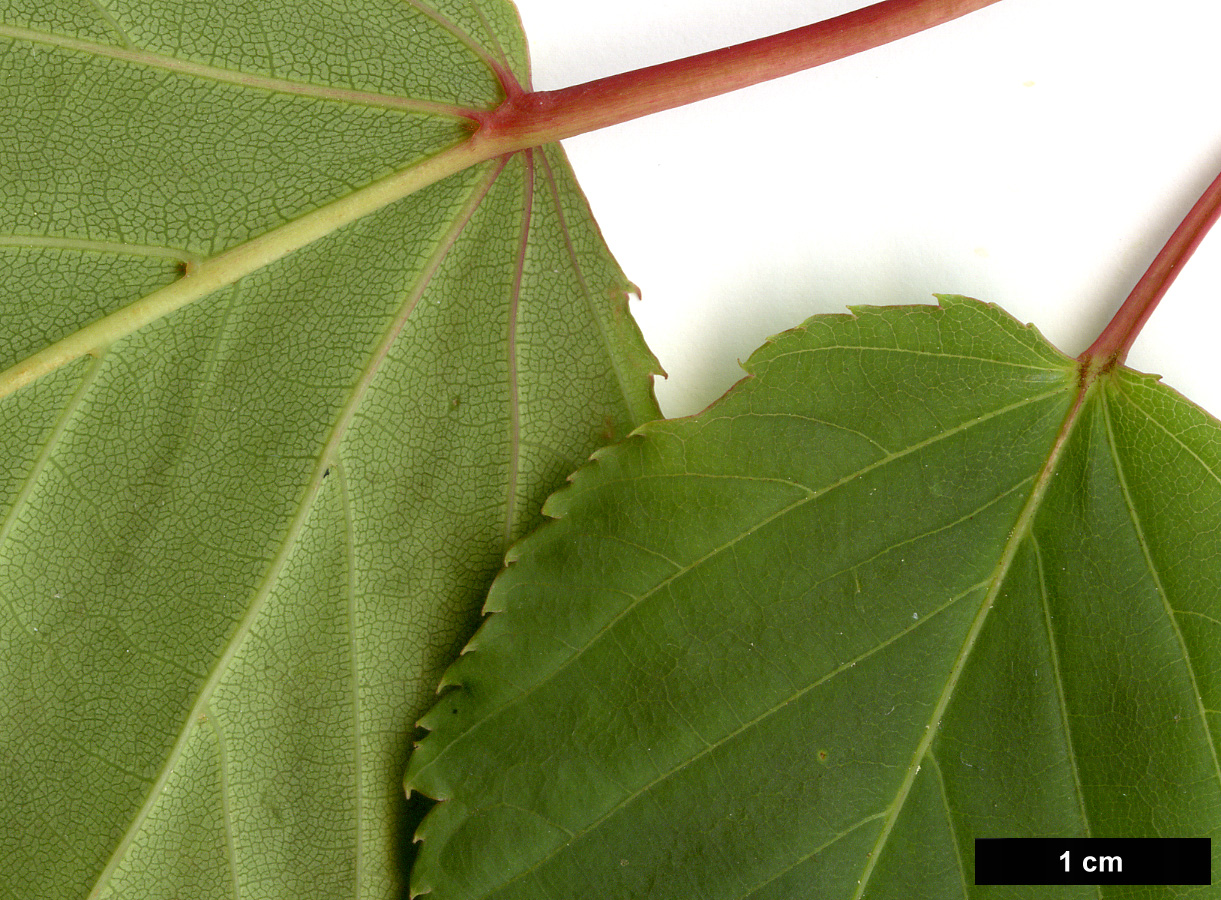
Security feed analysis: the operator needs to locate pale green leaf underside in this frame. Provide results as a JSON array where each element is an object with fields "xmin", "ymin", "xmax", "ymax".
[
  {"xmin": 1, "ymin": 2, "xmax": 659, "ymax": 898},
  {"xmin": 407, "ymin": 297, "xmax": 1221, "ymax": 899}
]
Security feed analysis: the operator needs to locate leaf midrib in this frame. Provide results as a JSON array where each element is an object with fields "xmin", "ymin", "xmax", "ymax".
[
  {"xmin": 0, "ymin": 141, "xmax": 495, "ymax": 402},
  {"xmin": 461, "ymin": 458, "xmax": 1046, "ymax": 899},
  {"xmin": 478, "ymin": 578, "xmax": 990, "ymax": 900},
  {"xmin": 851, "ymin": 373, "xmax": 1097, "ymax": 899},
  {"xmin": 83, "ymin": 159, "xmax": 505, "ymax": 900}
]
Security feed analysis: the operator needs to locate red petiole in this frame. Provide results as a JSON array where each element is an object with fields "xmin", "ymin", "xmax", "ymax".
[
  {"xmin": 467, "ymin": 0, "xmax": 1008, "ymax": 153},
  {"xmin": 466, "ymin": 0, "xmax": 1218, "ymax": 375},
  {"xmin": 1082, "ymin": 166, "xmax": 1221, "ymax": 372}
]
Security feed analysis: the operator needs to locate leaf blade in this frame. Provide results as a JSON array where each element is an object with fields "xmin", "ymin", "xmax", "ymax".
[
  {"xmin": 407, "ymin": 297, "xmax": 1221, "ymax": 898},
  {"xmin": 1, "ymin": 3, "xmax": 660, "ymax": 897}
]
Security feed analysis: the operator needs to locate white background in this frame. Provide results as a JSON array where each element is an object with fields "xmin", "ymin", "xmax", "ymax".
[{"xmin": 509, "ymin": 0, "xmax": 1221, "ymax": 420}]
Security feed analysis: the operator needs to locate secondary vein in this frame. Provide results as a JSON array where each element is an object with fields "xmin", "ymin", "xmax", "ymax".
[
  {"xmin": 1102, "ymin": 391, "xmax": 1221, "ymax": 789},
  {"xmin": 0, "ymin": 24, "xmax": 481, "ymax": 117},
  {"xmin": 537, "ymin": 148, "xmax": 660, "ymax": 427},
  {"xmin": 0, "ymin": 140, "xmax": 493, "ymax": 402},
  {"xmin": 411, "ymin": 388, "xmax": 1066, "ymax": 782},
  {"xmin": 0, "ymin": 355, "xmax": 106, "ymax": 635},
  {"xmin": 502, "ymin": 150, "xmax": 532, "ymax": 547},
  {"xmin": 1034, "ymin": 534, "xmax": 1093, "ymax": 836},
  {"xmin": 0, "ymin": 234, "xmax": 203, "ymax": 265},
  {"xmin": 83, "ymin": 0, "xmax": 133, "ymax": 48},
  {"xmin": 335, "ymin": 458, "xmax": 364, "ymax": 888},
  {"xmin": 474, "ymin": 583, "xmax": 981, "ymax": 900}
]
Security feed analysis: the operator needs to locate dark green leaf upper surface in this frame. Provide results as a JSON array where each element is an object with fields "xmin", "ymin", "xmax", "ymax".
[
  {"xmin": 407, "ymin": 296, "xmax": 1221, "ymax": 899},
  {"xmin": 1, "ymin": 2, "xmax": 659, "ymax": 897}
]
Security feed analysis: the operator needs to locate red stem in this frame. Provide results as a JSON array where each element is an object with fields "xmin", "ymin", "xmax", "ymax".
[
  {"xmin": 1083, "ymin": 166, "xmax": 1221, "ymax": 368},
  {"xmin": 470, "ymin": 0, "xmax": 1007, "ymax": 153}
]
